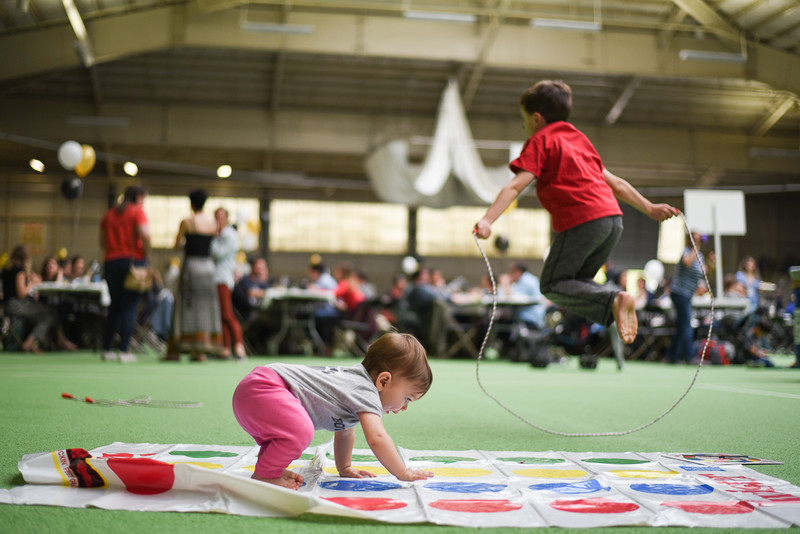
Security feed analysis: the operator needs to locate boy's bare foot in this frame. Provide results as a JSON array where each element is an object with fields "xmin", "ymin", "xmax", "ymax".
[
  {"xmin": 612, "ymin": 291, "xmax": 638, "ymax": 344},
  {"xmin": 253, "ymin": 470, "xmax": 304, "ymax": 490}
]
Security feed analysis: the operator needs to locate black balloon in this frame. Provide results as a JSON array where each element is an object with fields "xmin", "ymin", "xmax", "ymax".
[
  {"xmin": 494, "ymin": 234, "xmax": 510, "ymax": 253},
  {"xmin": 60, "ymin": 177, "xmax": 83, "ymax": 200}
]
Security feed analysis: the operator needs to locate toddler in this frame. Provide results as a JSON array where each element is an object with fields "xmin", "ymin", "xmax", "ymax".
[{"xmin": 232, "ymin": 332, "xmax": 433, "ymax": 489}]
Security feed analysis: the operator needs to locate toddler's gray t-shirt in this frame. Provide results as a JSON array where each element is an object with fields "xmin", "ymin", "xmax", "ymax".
[{"xmin": 269, "ymin": 362, "xmax": 383, "ymax": 432}]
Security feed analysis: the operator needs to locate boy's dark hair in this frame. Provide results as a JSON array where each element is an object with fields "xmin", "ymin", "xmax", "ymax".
[
  {"xmin": 188, "ymin": 188, "xmax": 208, "ymax": 211},
  {"xmin": 362, "ymin": 333, "xmax": 432, "ymax": 395},
  {"xmin": 520, "ymin": 80, "xmax": 572, "ymax": 123}
]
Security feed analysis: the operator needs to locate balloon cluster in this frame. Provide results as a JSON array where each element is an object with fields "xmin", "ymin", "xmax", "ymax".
[
  {"xmin": 57, "ymin": 140, "xmax": 96, "ymax": 177},
  {"xmin": 56, "ymin": 140, "xmax": 96, "ymax": 200}
]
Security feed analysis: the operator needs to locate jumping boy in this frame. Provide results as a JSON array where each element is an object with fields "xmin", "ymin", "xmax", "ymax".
[
  {"xmin": 232, "ymin": 332, "xmax": 433, "ymax": 489},
  {"xmin": 475, "ymin": 80, "xmax": 678, "ymax": 344}
]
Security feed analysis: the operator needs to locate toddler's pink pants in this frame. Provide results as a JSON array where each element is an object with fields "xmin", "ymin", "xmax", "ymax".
[{"xmin": 232, "ymin": 367, "xmax": 315, "ymax": 479}]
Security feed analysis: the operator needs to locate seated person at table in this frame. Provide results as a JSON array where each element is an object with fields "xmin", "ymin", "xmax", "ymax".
[
  {"xmin": 307, "ymin": 263, "xmax": 337, "ymax": 291},
  {"xmin": 69, "ymin": 254, "xmax": 86, "ymax": 281},
  {"xmin": 233, "ymin": 256, "xmax": 273, "ymax": 353},
  {"xmin": 404, "ymin": 267, "xmax": 449, "ymax": 356},
  {"xmin": 505, "ymin": 261, "xmax": 546, "ymax": 330},
  {"xmin": 307, "ymin": 262, "xmax": 339, "ymax": 352},
  {"xmin": 233, "ymin": 256, "xmax": 270, "ymax": 322},
  {"xmin": 380, "ymin": 273, "xmax": 409, "ymax": 326},
  {"xmin": 316, "ymin": 262, "xmax": 366, "ymax": 349},
  {"xmin": 1, "ymin": 244, "xmax": 77, "ymax": 353},
  {"xmin": 430, "ymin": 268, "xmax": 451, "ymax": 300},
  {"xmin": 40, "ymin": 255, "xmax": 64, "ymax": 283}
]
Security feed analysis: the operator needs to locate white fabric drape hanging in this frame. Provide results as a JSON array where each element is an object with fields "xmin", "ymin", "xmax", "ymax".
[{"xmin": 365, "ymin": 80, "xmax": 511, "ymax": 208}]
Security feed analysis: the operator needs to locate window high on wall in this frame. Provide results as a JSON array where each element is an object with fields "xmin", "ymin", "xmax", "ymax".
[
  {"xmin": 269, "ymin": 200, "xmax": 408, "ymax": 254},
  {"xmin": 267, "ymin": 200, "xmax": 550, "ymax": 258},
  {"xmin": 417, "ymin": 206, "xmax": 550, "ymax": 258},
  {"xmin": 145, "ymin": 195, "xmax": 261, "ymax": 250}
]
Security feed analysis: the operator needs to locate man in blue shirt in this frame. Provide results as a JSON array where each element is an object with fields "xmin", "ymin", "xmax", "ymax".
[{"xmin": 508, "ymin": 261, "xmax": 546, "ymax": 330}]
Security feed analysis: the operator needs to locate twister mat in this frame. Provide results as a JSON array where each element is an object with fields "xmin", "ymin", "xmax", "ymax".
[{"xmin": 1, "ymin": 443, "xmax": 799, "ymax": 528}]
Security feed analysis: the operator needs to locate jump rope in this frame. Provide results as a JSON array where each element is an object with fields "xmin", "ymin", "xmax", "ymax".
[
  {"xmin": 62, "ymin": 392, "xmax": 202, "ymax": 408},
  {"xmin": 472, "ymin": 211, "xmax": 713, "ymax": 437}
]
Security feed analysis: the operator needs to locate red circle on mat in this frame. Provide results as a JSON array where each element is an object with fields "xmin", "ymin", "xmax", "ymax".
[
  {"xmin": 106, "ymin": 458, "xmax": 175, "ymax": 495},
  {"xmin": 429, "ymin": 499, "xmax": 523, "ymax": 513},
  {"xmin": 661, "ymin": 501, "xmax": 755, "ymax": 515},
  {"xmin": 550, "ymin": 498, "xmax": 639, "ymax": 514},
  {"xmin": 324, "ymin": 497, "xmax": 407, "ymax": 511}
]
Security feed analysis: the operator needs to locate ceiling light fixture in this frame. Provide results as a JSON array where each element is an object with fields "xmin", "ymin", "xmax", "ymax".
[
  {"xmin": 123, "ymin": 161, "xmax": 138, "ymax": 176},
  {"xmin": 29, "ymin": 159, "xmax": 44, "ymax": 172},
  {"xmin": 240, "ymin": 21, "xmax": 315, "ymax": 34},
  {"xmin": 530, "ymin": 18, "xmax": 601, "ymax": 31},
  {"xmin": 239, "ymin": 5, "xmax": 314, "ymax": 34},
  {"xmin": 403, "ymin": 10, "xmax": 477, "ymax": 23},
  {"xmin": 678, "ymin": 49, "xmax": 747, "ymax": 63},
  {"xmin": 217, "ymin": 165, "xmax": 232, "ymax": 179}
]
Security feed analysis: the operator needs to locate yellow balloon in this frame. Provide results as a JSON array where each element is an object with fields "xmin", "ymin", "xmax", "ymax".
[
  {"xmin": 74, "ymin": 144, "xmax": 96, "ymax": 177},
  {"xmin": 503, "ymin": 198, "xmax": 518, "ymax": 215}
]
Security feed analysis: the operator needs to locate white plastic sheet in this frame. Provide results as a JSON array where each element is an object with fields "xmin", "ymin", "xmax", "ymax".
[
  {"xmin": 1, "ymin": 443, "xmax": 798, "ymax": 528},
  {"xmin": 364, "ymin": 80, "xmax": 511, "ymax": 208}
]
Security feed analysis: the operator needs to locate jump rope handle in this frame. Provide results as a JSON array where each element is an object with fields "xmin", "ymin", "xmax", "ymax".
[{"xmin": 62, "ymin": 392, "xmax": 94, "ymax": 403}]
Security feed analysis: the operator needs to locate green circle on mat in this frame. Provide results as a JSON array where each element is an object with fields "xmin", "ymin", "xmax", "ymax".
[
  {"xmin": 299, "ymin": 453, "xmax": 314, "ymax": 461},
  {"xmin": 498, "ymin": 457, "xmax": 565, "ymax": 464},
  {"xmin": 168, "ymin": 450, "xmax": 239, "ymax": 458},
  {"xmin": 410, "ymin": 456, "xmax": 475, "ymax": 464},
  {"xmin": 583, "ymin": 458, "xmax": 649, "ymax": 465}
]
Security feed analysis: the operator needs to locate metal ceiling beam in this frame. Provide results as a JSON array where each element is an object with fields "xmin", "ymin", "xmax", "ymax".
[
  {"xmin": 749, "ymin": 4, "xmax": 800, "ymax": 33},
  {"xmin": 669, "ymin": 0, "xmax": 740, "ymax": 46},
  {"xmin": 696, "ymin": 167, "xmax": 722, "ymax": 187},
  {"xmin": 0, "ymin": 6, "xmax": 798, "ymax": 95},
  {"xmin": 462, "ymin": 0, "xmax": 510, "ymax": 110},
  {"xmin": 751, "ymin": 94, "xmax": 797, "ymax": 136},
  {"xmin": 604, "ymin": 76, "xmax": 641, "ymax": 125}
]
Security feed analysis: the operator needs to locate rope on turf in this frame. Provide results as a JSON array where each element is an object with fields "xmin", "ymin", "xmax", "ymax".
[
  {"xmin": 62, "ymin": 392, "xmax": 202, "ymax": 408},
  {"xmin": 473, "ymin": 211, "xmax": 713, "ymax": 436}
]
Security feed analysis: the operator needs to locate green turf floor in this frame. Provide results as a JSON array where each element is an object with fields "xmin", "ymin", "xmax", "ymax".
[{"xmin": 1, "ymin": 349, "xmax": 798, "ymax": 533}]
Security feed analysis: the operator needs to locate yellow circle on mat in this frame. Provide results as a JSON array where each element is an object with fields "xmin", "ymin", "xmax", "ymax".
[
  {"xmin": 609, "ymin": 469, "xmax": 678, "ymax": 479},
  {"xmin": 171, "ymin": 462, "xmax": 223, "ymax": 469},
  {"xmin": 323, "ymin": 466, "xmax": 390, "ymax": 476},
  {"xmin": 430, "ymin": 467, "xmax": 493, "ymax": 477},
  {"xmin": 245, "ymin": 465, "xmax": 255, "ymax": 472},
  {"xmin": 513, "ymin": 469, "xmax": 587, "ymax": 478}
]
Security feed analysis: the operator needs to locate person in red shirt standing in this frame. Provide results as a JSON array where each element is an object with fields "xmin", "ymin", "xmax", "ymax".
[
  {"xmin": 475, "ymin": 80, "xmax": 678, "ymax": 344},
  {"xmin": 99, "ymin": 184, "xmax": 150, "ymax": 363}
]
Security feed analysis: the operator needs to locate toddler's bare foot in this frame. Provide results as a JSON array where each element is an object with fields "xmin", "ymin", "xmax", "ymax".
[
  {"xmin": 253, "ymin": 470, "xmax": 304, "ymax": 490},
  {"xmin": 612, "ymin": 292, "xmax": 638, "ymax": 344}
]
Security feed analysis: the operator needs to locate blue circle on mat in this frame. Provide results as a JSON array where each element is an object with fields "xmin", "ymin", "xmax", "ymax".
[
  {"xmin": 424, "ymin": 482, "xmax": 507, "ymax": 494},
  {"xmin": 319, "ymin": 479, "xmax": 402, "ymax": 492},
  {"xmin": 528, "ymin": 479, "xmax": 609, "ymax": 494},
  {"xmin": 630, "ymin": 483, "xmax": 715, "ymax": 495}
]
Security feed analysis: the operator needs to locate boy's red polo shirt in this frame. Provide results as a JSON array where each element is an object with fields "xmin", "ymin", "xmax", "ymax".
[{"xmin": 510, "ymin": 121, "xmax": 621, "ymax": 233}]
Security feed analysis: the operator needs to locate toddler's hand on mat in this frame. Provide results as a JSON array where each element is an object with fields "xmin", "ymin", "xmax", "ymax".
[{"xmin": 339, "ymin": 466, "xmax": 376, "ymax": 479}]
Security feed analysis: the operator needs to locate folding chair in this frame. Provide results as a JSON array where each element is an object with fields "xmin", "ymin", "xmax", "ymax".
[{"xmin": 1, "ymin": 311, "xmax": 28, "ymax": 351}]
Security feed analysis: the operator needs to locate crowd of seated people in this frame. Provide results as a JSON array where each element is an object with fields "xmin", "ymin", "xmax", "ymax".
[
  {"xmin": 1, "ymin": 244, "xmax": 78, "ymax": 352},
  {"xmin": 8, "ymin": 240, "xmax": 788, "ymax": 367}
]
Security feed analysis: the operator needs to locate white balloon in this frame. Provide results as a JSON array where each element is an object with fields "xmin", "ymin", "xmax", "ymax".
[
  {"xmin": 241, "ymin": 233, "xmax": 257, "ymax": 251},
  {"xmin": 644, "ymin": 259, "xmax": 665, "ymax": 292},
  {"xmin": 401, "ymin": 256, "xmax": 419, "ymax": 276},
  {"xmin": 57, "ymin": 141, "xmax": 83, "ymax": 171}
]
